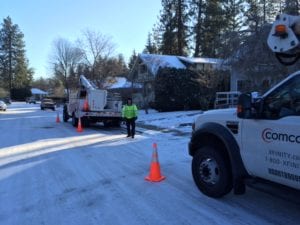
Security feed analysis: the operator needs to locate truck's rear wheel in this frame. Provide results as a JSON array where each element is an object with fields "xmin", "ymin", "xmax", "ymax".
[
  {"xmin": 103, "ymin": 121, "xmax": 110, "ymax": 127},
  {"xmin": 72, "ymin": 113, "xmax": 78, "ymax": 127},
  {"xmin": 82, "ymin": 117, "xmax": 90, "ymax": 127},
  {"xmin": 63, "ymin": 106, "xmax": 69, "ymax": 122},
  {"xmin": 103, "ymin": 120, "xmax": 121, "ymax": 127},
  {"xmin": 192, "ymin": 146, "xmax": 232, "ymax": 198},
  {"xmin": 112, "ymin": 120, "xmax": 121, "ymax": 127}
]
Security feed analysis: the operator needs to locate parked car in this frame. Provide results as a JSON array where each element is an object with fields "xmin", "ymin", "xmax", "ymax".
[
  {"xmin": 1, "ymin": 97, "xmax": 11, "ymax": 104},
  {"xmin": 27, "ymin": 97, "xmax": 36, "ymax": 104},
  {"xmin": 40, "ymin": 98, "xmax": 55, "ymax": 111},
  {"xmin": 0, "ymin": 100, "xmax": 7, "ymax": 111}
]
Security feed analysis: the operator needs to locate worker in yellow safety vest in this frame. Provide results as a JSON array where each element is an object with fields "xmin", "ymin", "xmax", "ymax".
[{"xmin": 122, "ymin": 98, "xmax": 138, "ymax": 138}]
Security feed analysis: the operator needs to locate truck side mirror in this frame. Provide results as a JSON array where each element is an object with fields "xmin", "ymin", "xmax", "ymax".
[{"xmin": 237, "ymin": 93, "xmax": 253, "ymax": 119}]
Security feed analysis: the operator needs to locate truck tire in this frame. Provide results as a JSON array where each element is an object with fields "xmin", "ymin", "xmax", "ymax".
[
  {"xmin": 72, "ymin": 113, "xmax": 78, "ymax": 127},
  {"xmin": 192, "ymin": 146, "xmax": 232, "ymax": 198},
  {"xmin": 63, "ymin": 106, "xmax": 69, "ymax": 122},
  {"xmin": 103, "ymin": 121, "xmax": 110, "ymax": 127},
  {"xmin": 111, "ymin": 120, "xmax": 121, "ymax": 127},
  {"xmin": 82, "ymin": 117, "xmax": 90, "ymax": 127}
]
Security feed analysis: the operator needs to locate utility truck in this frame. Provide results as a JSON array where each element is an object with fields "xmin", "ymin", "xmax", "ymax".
[
  {"xmin": 63, "ymin": 75, "xmax": 123, "ymax": 127},
  {"xmin": 189, "ymin": 14, "xmax": 300, "ymax": 198}
]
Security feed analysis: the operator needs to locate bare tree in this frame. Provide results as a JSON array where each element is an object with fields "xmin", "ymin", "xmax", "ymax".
[
  {"xmin": 77, "ymin": 29, "xmax": 115, "ymax": 83},
  {"xmin": 50, "ymin": 38, "xmax": 83, "ymax": 96}
]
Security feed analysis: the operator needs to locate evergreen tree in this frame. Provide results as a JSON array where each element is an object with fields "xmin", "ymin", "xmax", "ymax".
[
  {"xmin": 258, "ymin": 0, "xmax": 282, "ymax": 24},
  {"xmin": 201, "ymin": 0, "xmax": 225, "ymax": 57},
  {"xmin": 151, "ymin": 23, "xmax": 163, "ymax": 54},
  {"xmin": 117, "ymin": 54, "xmax": 129, "ymax": 74},
  {"xmin": 223, "ymin": 0, "xmax": 244, "ymax": 33},
  {"xmin": 32, "ymin": 77, "xmax": 50, "ymax": 91},
  {"xmin": 283, "ymin": 0, "xmax": 300, "ymax": 15},
  {"xmin": 220, "ymin": 0, "xmax": 244, "ymax": 58},
  {"xmin": 144, "ymin": 32, "xmax": 158, "ymax": 54},
  {"xmin": 244, "ymin": 0, "xmax": 263, "ymax": 35},
  {"xmin": 158, "ymin": 0, "xmax": 189, "ymax": 55},
  {"xmin": 128, "ymin": 50, "xmax": 138, "ymax": 70},
  {"xmin": 159, "ymin": 0, "xmax": 177, "ymax": 55},
  {"xmin": 0, "ymin": 16, "xmax": 33, "ymax": 95},
  {"xmin": 174, "ymin": 0, "xmax": 190, "ymax": 55},
  {"xmin": 191, "ymin": 0, "xmax": 205, "ymax": 57}
]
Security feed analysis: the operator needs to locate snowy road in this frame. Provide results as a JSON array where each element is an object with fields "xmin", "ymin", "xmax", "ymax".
[{"xmin": 0, "ymin": 103, "xmax": 299, "ymax": 225}]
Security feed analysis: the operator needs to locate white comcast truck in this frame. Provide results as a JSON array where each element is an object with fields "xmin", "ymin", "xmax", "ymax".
[{"xmin": 189, "ymin": 14, "xmax": 300, "ymax": 198}]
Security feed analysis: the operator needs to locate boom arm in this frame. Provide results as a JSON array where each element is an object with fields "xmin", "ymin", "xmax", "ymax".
[
  {"xmin": 268, "ymin": 14, "xmax": 300, "ymax": 65},
  {"xmin": 79, "ymin": 75, "xmax": 97, "ymax": 90}
]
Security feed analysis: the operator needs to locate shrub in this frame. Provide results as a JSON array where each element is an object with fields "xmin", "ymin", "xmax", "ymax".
[
  {"xmin": 154, "ymin": 68, "xmax": 204, "ymax": 111},
  {"xmin": 11, "ymin": 87, "xmax": 31, "ymax": 101}
]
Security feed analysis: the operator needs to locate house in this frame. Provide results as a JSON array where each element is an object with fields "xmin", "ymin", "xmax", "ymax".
[
  {"xmin": 130, "ymin": 53, "xmax": 225, "ymax": 107},
  {"xmin": 31, "ymin": 88, "xmax": 48, "ymax": 100},
  {"xmin": 229, "ymin": 64, "xmax": 275, "ymax": 92},
  {"xmin": 103, "ymin": 76, "xmax": 142, "ymax": 103}
]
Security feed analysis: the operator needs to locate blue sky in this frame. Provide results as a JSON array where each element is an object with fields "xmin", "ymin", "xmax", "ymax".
[{"xmin": 0, "ymin": 0, "xmax": 162, "ymax": 79}]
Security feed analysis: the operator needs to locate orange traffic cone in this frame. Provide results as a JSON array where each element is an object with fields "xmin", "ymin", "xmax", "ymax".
[
  {"xmin": 77, "ymin": 117, "xmax": 83, "ymax": 132},
  {"xmin": 145, "ymin": 143, "xmax": 166, "ymax": 182},
  {"xmin": 83, "ymin": 99, "xmax": 89, "ymax": 111},
  {"xmin": 56, "ymin": 112, "xmax": 60, "ymax": 123}
]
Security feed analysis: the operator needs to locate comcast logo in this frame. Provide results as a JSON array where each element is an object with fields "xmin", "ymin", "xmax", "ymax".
[{"xmin": 262, "ymin": 128, "xmax": 300, "ymax": 144}]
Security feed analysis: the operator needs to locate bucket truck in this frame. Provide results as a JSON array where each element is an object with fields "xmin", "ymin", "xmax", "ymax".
[{"xmin": 63, "ymin": 75, "xmax": 123, "ymax": 127}]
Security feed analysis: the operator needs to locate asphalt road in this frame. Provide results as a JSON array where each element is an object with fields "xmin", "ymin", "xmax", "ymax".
[{"xmin": 0, "ymin": 103, "xmax": 299, "ymax": 225}]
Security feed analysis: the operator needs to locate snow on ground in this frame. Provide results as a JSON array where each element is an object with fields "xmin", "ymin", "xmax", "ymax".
[
  {"xmin": 0, "ymin": 102, "xmax": 300, "ymax": 225},
  {"xmin": 137, "ymin": 109, "xmax": 202, "ymax": 134}
]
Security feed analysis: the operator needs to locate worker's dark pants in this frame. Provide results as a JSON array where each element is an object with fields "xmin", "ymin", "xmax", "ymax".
[{"xmin": 126, "ymin": 118, "xmax": 135, "ymax": 137}]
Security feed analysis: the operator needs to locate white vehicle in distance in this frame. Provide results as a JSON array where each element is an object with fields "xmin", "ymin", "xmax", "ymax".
[{"xmin": 0, "ymin": 100, "xmax": 7, "ymax": 111}]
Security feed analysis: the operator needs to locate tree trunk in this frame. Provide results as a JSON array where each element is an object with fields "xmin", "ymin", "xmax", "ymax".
[
  {"xmin": 194, "ymin": 0, "xmax": 203, "ymax": 57},
  {"xmin": 8, "ymin": 35, "xmax": 12, "ymax": 94}
]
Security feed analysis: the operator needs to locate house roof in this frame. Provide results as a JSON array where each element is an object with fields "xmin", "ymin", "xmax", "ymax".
[
  {"xmin": 104, "ymin": 77, "xmax": 142, "ymax": 89},
  {"xmin": 139, "ymin": 53, "xmax": 186, "ymax": 75},
  {"xmin": 179, "ymin": 56, "xmax": 223, "ymax": 64},
  {"xmin": 138, "ymin": 54, "xmax": 225, "ymax": 76},
  {"xmin": 31, "ymin": 88, "xmax": 48, "ymax": 95}
]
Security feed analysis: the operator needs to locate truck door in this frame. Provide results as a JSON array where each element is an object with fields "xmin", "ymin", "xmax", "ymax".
[{"xmin": 241, "ymin": 74, "xmax": 300, "ymax": 189}]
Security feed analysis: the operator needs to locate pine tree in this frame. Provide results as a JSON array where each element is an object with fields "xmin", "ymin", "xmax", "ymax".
[
  {"xmin": 144, "ymin": 32, "xmax": 158, "ymax": 54},
  {"xmin": 117, "ymin": 54, "xmax": 128, "ymax": 74},
  {"xmin": 244, "ymin": 0, "xmax": 264, "ymax": 35},
  {"xmin": 191, "ymin": 0, "xmax": 205, "ymax": 57},
  {"xmin": 219, "ymin": 0, "xmax": 244, "ymax": 58},
  {"xmin": 0, "ymin": 16, "xmax": 33, "ymax": 95},
  {"xmin": 158, "ymin": 0, "xmax": 189, "ymax": 55},
  {"xmin": 258, "ymin": 0, "xmax": 282, "ymax": 24},
  {"xmin": 283, "ymin": 0, "xmax": 300, "ymax": 15},
  {"xmin": 151, "ymin": 23, "xmax": 163, "ymax": 54},
  {"xmin": 201, "ymin": 0, "xmax": 225, "ymax": 57},
  {"xmin": 159, "ymin": 0, "xmax": 177, "ymax": 55},
  {"xmin": 128, "ymin": 50, "xmax": 138, "ymax": 71},
  {"xmin": 174, "ymin": 0, "xmax": 190, "ymax": 55}
]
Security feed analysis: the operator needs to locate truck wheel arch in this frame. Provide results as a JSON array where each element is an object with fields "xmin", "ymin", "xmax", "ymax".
[{"xmin": 189, "ymin": 122, "xmax": 249, "ymax": 193}]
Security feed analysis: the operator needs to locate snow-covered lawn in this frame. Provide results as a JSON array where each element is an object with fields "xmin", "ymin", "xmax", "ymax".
[
  {"xmin": 0, "ymin": 102, "xmax": 299, "ymax": 225},
  {"xmin": 137, "ymin": 109, "xmax": 202, "ymax": 134}
]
